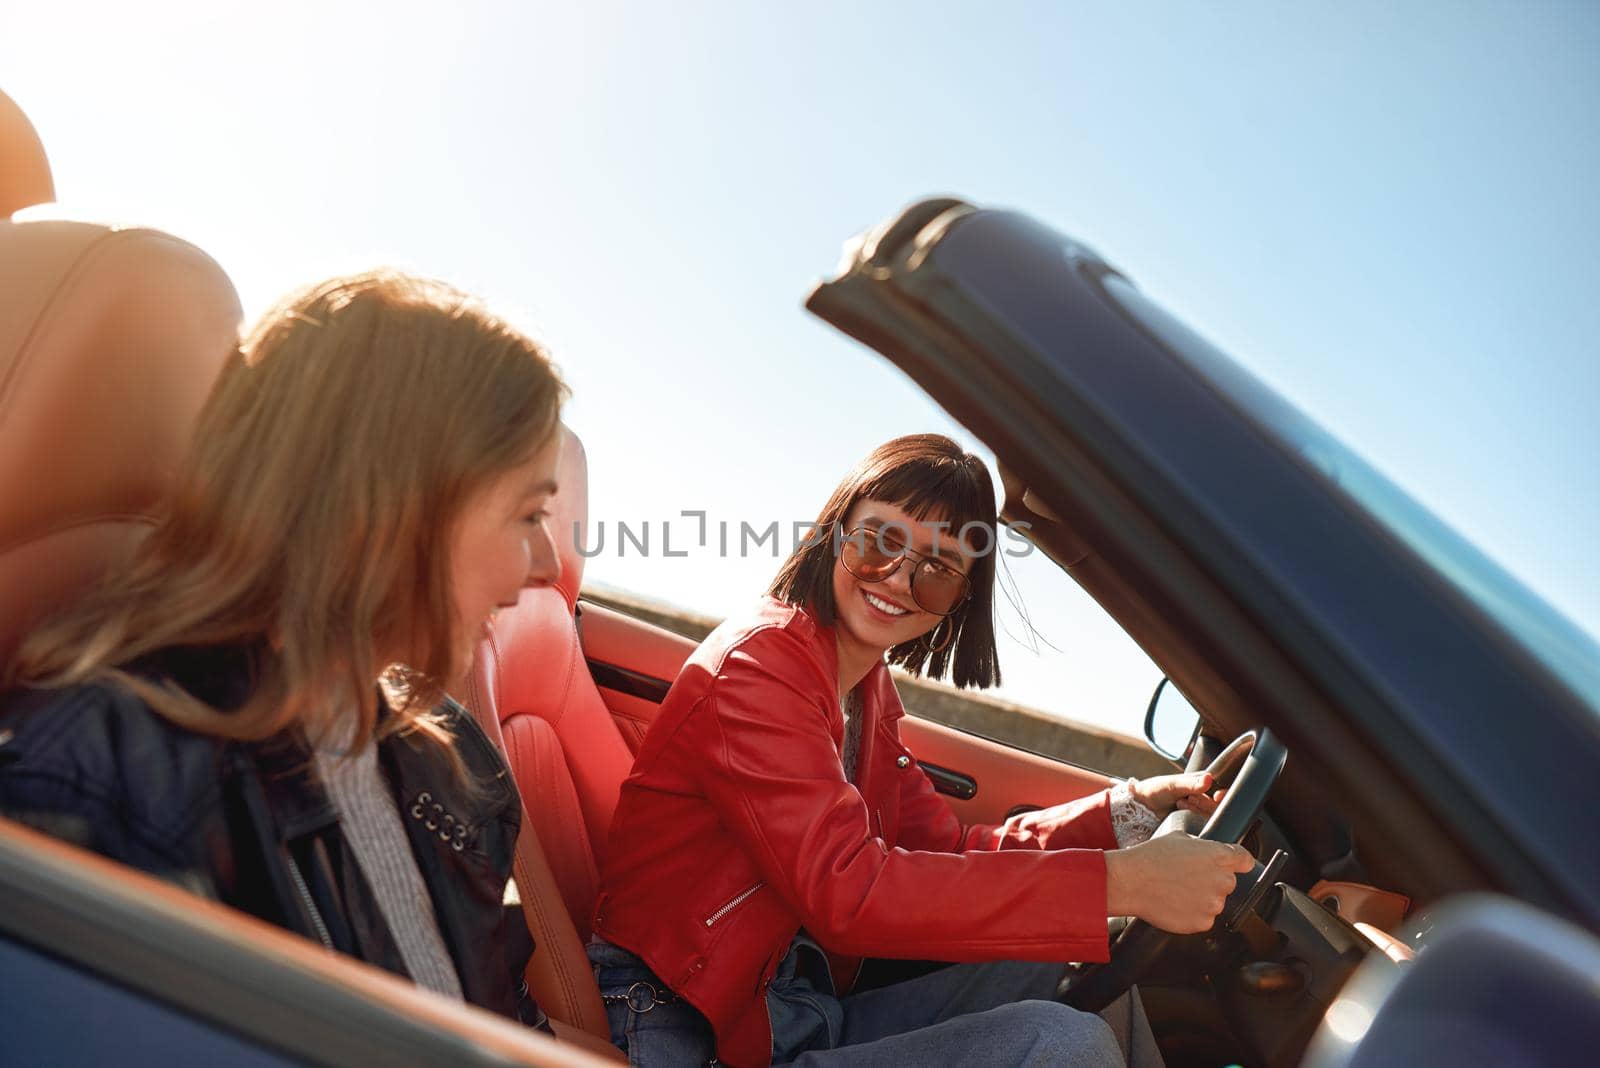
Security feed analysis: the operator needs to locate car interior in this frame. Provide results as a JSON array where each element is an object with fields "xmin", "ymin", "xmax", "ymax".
[
  {"xmin": 3, "ymin": 89, "xmax": 1593, "ymax": 1067},
  {"xmin": 0, "ymin": 118, "xmax": 1141, "ymax": 1056}
]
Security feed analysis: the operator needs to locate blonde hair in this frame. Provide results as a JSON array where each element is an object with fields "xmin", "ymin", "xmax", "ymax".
[{"xmin": 12, "ymin": 269, "xmax": 566, "ymax": 750}]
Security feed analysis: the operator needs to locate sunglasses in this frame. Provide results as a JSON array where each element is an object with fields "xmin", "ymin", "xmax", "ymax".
[{"xmin": 838, "ymin": 524, "xmax": 972, "ymax": 616}]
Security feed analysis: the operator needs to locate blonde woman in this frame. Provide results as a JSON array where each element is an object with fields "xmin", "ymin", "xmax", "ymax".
[{"xmin": 0, "ymin": 272, "xmax": 565, "ymax": 1027}]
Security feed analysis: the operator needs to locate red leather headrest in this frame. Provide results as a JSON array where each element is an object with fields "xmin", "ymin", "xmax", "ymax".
[
  {"xmin": 0, "ymin": 89, "xmax": 54, "ymax": 219},
  {"xmin": 0, "ymin": 220, "xmax": 241, "ymax": 667},
  {"xmin": 549, "ymin": 424, "xmax": 588, "ymax": 609}
]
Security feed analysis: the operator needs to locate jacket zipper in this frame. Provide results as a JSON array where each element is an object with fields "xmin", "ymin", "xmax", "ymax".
[
  {"xmin": 286, "ymin": 852, "xmax": 335, "ymax": 949},
  {"xmin": 704, "ymin": 880, "xmax": 765, "ymax": 927}
]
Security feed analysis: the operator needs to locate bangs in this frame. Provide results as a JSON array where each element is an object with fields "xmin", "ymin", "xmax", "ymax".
[{"xmin": 855, "ymin": 455, "xmax": 997, "ymax": 544}]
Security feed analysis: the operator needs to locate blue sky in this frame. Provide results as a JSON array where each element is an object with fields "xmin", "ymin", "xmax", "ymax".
[{"xmin": 6, "ymin": 2, "xmax": 1596, "ymax": 736}]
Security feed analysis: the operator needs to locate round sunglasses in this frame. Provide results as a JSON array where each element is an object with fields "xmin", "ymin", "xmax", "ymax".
[{"xmin": 838, "ymin": 524, "xmax": 972, "ymax": 616}]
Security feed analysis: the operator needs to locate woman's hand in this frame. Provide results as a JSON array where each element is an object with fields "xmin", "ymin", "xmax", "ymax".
[
  {"xmin": 1104, "ymin": 834, "xmax": 1256, "ymax": 933},
  {"xmin": 1128, "ymin": 771, "xmax": 1224, "ymax": 819}
]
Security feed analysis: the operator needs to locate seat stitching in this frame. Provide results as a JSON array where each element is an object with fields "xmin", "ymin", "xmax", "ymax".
[
  {"xmin": 544, "ymin": 626, "xmax": 580, "ymax": 728},
  {"xmin": 0, "ymin": 227, "xmax": 216, "ymax": 424},
  {"xmin": 505, "ymin": 725, "xmax": 576, "ymax": 1004},
  {"xmin": 513, "ymin": 839, "xmax": 581, "ymax": 1017},
  {"xmin": 515, "ymin": 826, "xmax": 597, "ymax": 1031},
  {"xmin": 506, "ymin": 721, "xmax": 599, "ymax": 1032}
]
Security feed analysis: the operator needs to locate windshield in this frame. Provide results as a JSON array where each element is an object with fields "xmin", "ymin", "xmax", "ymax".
[{"xmin": 1103, "ymin": 275, "xmax": 1600, "ymax": 710}]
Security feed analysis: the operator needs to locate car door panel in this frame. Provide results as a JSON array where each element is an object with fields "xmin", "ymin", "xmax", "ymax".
[
  {"xmin": 0, "ymin": 935, "xmax": 302, "ymax": 1067},
  {"xmin": 577, "ymin": 600, "xmax": 694, "ymax": 753},
  {"xmin": 899, "ymin": 716, "xmax": 1113, "ymax": 828},
  {"xmin": 0, "ymin": 818, "xmax": 614, "ymax": 1067}
]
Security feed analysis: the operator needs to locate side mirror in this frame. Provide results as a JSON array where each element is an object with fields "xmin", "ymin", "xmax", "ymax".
[{"xmin": 1144, "ymin": 677, "xmax": 1201, "ymax": 762}]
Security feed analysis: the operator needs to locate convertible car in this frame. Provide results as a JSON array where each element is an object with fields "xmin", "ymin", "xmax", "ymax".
[{"xmin": 3, "ymin": 93, "xmax": 1597, "ymax": 1066}]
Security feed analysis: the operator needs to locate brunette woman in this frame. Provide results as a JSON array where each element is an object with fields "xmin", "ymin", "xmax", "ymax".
[
  {"xmin": 589, "ymin": 434, "xmax": 1252, "ymax": 1067},
  {"xmin": 0, "ymin": 271, "xmax": 566, "ymax": 1027}
]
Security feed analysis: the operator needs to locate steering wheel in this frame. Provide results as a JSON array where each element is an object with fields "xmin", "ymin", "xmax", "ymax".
[{"xmin": 1057, "ymin": 727, "xmax": 1288, "ymax": 1013}]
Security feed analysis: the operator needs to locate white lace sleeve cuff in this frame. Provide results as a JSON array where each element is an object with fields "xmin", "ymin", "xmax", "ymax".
[{"xmin": 1108, "ymin": 780, "xmax": 1160, "ymax": 847}]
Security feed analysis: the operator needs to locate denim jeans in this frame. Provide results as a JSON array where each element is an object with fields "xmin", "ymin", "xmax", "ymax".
[
  {"xmin": 588, "ymin": 937, "xmax": 1161, "ymax": 1067},
  {"xmin": 588, "ymin": 937, "xmax": 720, "ymax": 1066}
]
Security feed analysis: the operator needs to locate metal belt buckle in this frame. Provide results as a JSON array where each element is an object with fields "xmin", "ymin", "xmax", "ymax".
[{"xmin": 625, "ymin": 981, "xmax": 665, "ymax": 1013}]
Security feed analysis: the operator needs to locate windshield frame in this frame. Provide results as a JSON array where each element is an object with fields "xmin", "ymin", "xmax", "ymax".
[{"xmin": 1097, "ymin": 273, "xmax": 1600, "ymax": 713}]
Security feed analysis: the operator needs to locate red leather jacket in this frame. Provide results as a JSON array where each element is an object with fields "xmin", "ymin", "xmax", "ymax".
[{"xmin": 592, "ymin": 598, "xmax": 1117, "ymax": 1067}]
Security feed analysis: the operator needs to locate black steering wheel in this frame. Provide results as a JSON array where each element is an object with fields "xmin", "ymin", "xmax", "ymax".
[{"xmin": 1057, "ymin": 727, "xmax": 1288, "ymax": 1013}]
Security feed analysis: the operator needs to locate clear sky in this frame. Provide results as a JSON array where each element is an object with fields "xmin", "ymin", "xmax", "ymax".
[{"xmin": 6, "ymin": 2, "xmax": 1596, "ymax": 738}]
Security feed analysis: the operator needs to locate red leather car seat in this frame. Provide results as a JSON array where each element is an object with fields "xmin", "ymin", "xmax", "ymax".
[
  {"xmin": 463, "ymin": 425, "xmax": 638, "ymax": 1040},
  {"xmin": 0, "ymin": 89, "xmax": 242, "ymax": 669}
]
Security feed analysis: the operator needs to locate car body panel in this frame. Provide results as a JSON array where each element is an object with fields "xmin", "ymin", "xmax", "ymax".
[{"xmin": 0, "ymin": 817, "xmax": 612, "ymax": 1067}]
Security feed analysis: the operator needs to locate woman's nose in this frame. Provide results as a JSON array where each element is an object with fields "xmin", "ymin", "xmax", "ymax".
[
  {"xmin": 883, "ymin": 557, "xmax": 915, "ymax": 596},
  {"xmin": 525, "ymin": 521, "xmax": 562, "ymax": 588}
]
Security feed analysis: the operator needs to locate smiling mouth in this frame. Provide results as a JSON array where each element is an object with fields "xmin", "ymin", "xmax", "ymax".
[{"xmin": 862, "ymin": 589, "xmax": 910, "ymax": 618}]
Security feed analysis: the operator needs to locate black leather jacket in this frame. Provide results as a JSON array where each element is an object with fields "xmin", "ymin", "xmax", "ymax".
[{"xmin": 0, "ymin": 645, "xmax": 544, "ymax": 1028}]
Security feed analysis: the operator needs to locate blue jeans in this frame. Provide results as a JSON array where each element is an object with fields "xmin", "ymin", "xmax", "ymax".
[{"xmin": 588, "ymin": 937, "xmax": 1160, "ymax": 1067}]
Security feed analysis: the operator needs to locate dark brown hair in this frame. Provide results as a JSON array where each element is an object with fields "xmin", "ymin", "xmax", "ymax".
[{"xmin": 768, "ymin": 434, "xmax": 1001, "ymax": 689}]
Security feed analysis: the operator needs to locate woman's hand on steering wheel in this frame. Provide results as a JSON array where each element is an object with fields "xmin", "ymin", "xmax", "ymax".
[
  {"xmin": 1058, "ymin": 727, "xmax": 1288, "ymax": 1013},
  {"xmin": 1104, "ymin": 835, "xmax": 1256, "ymax": 934},
  {"xmin": 1127, "ymin": 771, "xmax": 1225, "ymax": 820}
]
